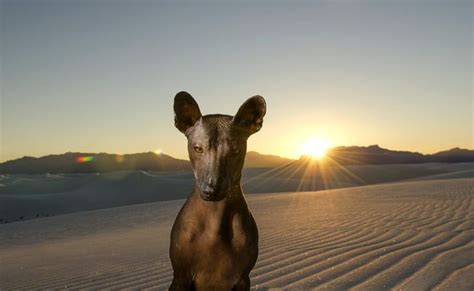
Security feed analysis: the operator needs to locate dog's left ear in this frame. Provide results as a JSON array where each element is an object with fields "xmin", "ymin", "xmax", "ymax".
[{"xmin": 233, "ymin": 95, "xmax": 266, "ymax": 135}]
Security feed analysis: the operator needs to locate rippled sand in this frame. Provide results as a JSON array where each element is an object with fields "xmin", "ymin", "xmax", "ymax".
[{"xmin": 1, "ymin": 178, "xmax": 473, "ymax": 290}]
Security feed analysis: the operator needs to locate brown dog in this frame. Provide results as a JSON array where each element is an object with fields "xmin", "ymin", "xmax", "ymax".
[{"xmin": 169, "ymin": 91, "xmax": 265, "ymax": 290}]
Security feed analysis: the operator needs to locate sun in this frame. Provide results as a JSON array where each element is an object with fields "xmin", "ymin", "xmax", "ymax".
[{"xmin": 298, "ymin": 137, "xmax": 332, "ymax": 159}]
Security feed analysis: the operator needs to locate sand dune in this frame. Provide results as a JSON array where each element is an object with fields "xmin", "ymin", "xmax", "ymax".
[
  {"xmin": 0, "ymin": 178, "xmax": 472, "ymax": 290},
  {"xmin": 1, "ymin": 162, "xmax": 473, "ymax": 224}
]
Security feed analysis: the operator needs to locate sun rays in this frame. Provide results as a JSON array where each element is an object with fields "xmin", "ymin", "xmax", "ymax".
[{"xmin": 243, "ymin": 137, "xmax": 367, "ymax": 194}]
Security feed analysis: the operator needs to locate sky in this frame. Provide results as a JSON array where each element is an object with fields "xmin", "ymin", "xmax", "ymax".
[{"xmin": 1, "ymin": 0, "xmax": 472, "ymax": 162}]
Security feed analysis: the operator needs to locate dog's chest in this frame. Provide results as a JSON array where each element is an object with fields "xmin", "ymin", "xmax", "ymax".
[
  {"xmin": 170, "ymin": 195, "xmax": 258, "ymax": 285},
  {"xmin": 189, "ymin": 216, "xmax": 253, "ymax": 283},
  {"xmin": 182, "ymin": 211, "xmax": 250, "ymax": 253}
]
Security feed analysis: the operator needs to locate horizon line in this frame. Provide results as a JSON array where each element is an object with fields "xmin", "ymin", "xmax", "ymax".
[{"xmin": 1, "ymin": 144, "xmax": 472, "ymax": 164}]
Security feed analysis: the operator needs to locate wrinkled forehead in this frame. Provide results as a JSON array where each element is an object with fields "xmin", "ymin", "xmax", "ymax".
[
  {"xmin": 187, "ymin": 114, "xmax": 243, "ymax": 143},
  {"xmin": 203, "ymin": 114, "xmax": 233, "ymax": 131}
]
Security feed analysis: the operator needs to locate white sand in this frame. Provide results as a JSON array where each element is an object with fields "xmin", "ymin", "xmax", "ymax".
[
  {"xmin": 0, "ymin": 178, "xmax": 473, "ymax": 290},
  {"xmin": 2, "ymin": 163, "xmax": 473, "ymax": 224}
]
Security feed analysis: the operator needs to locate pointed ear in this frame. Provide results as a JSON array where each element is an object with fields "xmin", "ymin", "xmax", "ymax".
[
  {"xmin": 233, "ymin": 95, "xmax": 266, "ymax": 135},
  {"xmin": 174, "ymin": 91, "xmax": 202, "ymax": 133}
]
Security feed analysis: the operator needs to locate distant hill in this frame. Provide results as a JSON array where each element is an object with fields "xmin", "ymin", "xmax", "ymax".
[
  {"xmin": 0, "ymin": 151, "xmax": 292, "ymax": 174},
  {"xmin": 325, "ymin": 145, "xmax": 474, "ymax": 165},
  {"xmin": 325, "ymin": 145, "xmax": 425, "ymax": 165},
  {"xmin": 0, "ymin": 152, "xmax": 190, "ymax": 174},
  {"xmin": 0, "ymin": 146, "xmax": 473, "ymax": 174},
  {"xmin": 244, "ymin": 151, "xmax": 293, "ymax": 168},
  {"xmin": 428, "ymin": 147, "xmax": 474, "ymax": 162}
]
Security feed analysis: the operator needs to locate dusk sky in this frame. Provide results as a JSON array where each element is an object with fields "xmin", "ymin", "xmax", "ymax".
[{"xmin": 1, "ymin": 0, "xmax": 472, "ymax": 162}]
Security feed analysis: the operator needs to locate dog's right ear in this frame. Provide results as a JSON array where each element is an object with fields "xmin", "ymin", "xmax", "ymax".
[{"xmin": 174, "ymin": 91, "xmax": 202, "ymax": 133}]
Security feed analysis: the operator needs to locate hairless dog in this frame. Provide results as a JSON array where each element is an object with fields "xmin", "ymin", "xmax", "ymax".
[{"xmin": 169, "ymin": 91, "xmax": 265, "ymax": 290}]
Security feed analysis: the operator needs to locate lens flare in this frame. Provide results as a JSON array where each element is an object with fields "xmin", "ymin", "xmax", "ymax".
[
  {"xmin": 115, "ymin": 154, "xmax": 124, "ymax": 163},
  {"xmin": 76, "ymin": 156, "xmax": 94, "ymax": 163}
]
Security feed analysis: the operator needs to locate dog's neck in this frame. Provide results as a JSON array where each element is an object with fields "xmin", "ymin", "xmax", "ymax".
[{"xmin": 190, "ymin": 183, "xmax": 247, "ymax": 234}]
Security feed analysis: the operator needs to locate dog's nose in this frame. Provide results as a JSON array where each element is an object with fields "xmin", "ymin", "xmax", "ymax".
[
  {"xmin": 201, "ymin": 183, "xmax": 217, "ymax": 199},
  {"xmin": 202, "ymin": 184, "xmax": 216, "ymax": 193}
]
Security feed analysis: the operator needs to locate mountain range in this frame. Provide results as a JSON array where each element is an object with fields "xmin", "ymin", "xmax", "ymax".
[
  {"xmin": 325, "ymin": 145, "xmax": 474, "ymax": 164},
  {"xmin": 0, "ymin": 146, "xmax": 472, "ymax": 174}
]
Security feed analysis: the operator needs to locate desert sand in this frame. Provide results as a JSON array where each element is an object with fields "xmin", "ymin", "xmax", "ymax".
[
  {"xmin": 2, "ymin": 162, "xmax": 473, "ymax": 224},
  {"xmin": 1, "ymin": 178, "xmax": 473, "ymax": 290}
]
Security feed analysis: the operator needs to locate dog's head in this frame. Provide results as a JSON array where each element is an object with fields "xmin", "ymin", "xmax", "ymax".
[{"xmin": 174, "ymin": 91, "xmax": 266, "ymax": 201}]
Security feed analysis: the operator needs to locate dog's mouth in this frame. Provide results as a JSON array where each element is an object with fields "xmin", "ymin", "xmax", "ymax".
[
  {"xmin": 200, "ymin": 189, "xmax": 226, "ymax": 201},
  {"xmin": 199, "ymin": 182, "xmax": 240, "ymax": 201},
  {"xmin": 201, "ymin": 194, "xmax": 223, "ymax": 201},
  {"xmin": 201, "ymin": 191, "xmax": 226, "ymax": 201},
  {"xmin": 199, "ymin": 183, "xmax": 229, "ymax": 201}
]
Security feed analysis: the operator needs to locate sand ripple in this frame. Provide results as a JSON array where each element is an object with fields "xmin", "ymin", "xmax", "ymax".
[{"xmin": 0, "ymin": 178, "xmax": 473, "ymax": 290}]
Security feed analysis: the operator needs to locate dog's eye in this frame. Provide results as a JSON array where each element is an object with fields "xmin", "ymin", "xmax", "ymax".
[{"xmin": 193, "ymin": 145, "xmax": 203, "ymax": 153}]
